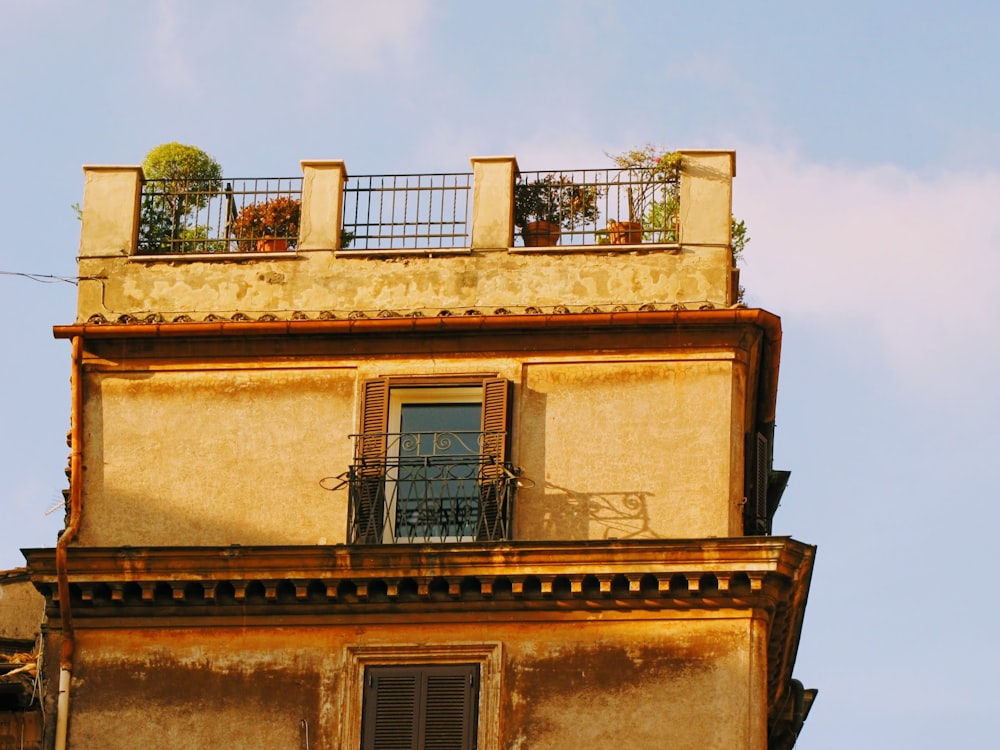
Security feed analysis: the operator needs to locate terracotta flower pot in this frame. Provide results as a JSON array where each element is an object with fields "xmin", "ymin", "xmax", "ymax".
[
  {"xmin": 256, "ymin": 237, "xmax": 289, "ymax": 253},
  {"xmin": 521, "ymin": 220, "xmax": 561, "ymax": 247},
  {"xmin": 607, "ymin": 220, "xmax": 643, "ymax": 245}
]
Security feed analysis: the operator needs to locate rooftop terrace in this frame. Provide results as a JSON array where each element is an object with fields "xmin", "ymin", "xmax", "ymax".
[{"xmin": 74, "ymin": 152, "xmax": 738, "ymax": 324}]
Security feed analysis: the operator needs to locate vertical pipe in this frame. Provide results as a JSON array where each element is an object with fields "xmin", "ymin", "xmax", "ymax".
[{"xmin": 54, "ymin": 334, "xmax": 83, "ymax": 750}]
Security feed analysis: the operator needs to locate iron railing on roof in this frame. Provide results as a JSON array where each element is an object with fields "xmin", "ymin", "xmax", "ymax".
[
  {"xmin": 133, "ymin": 167, "xmax": 678, "ymax": 255},
  {"xmin": 514, "ymin": 167, "xmax": 680, "ymax": 247},
  {"xmin": 341, "ymin": 173, "xmax": 472, "ymax": 251},
  {"xmin": 346, "ymin": 430, "xmax": 515, "ymax": 544},
  {"xmin": 136, "ymin": 177, "xmax": 302, "ymax": 255}
]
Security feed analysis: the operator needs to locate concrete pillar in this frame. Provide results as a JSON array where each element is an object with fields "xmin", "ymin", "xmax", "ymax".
[
  {"xmin": 678, "ymin": 151, "xmax": 735, "ymax": 247},
  {"xmin": 79, "ymin": 166, "xmax": 143, "ymax": 258},
  {"xmin": 299, "ymin": 160, "xmax": 348, "ymax": 250},
  {"xmin": 470, "ymin": 156, "xmax": 518, "ymax": 249}
]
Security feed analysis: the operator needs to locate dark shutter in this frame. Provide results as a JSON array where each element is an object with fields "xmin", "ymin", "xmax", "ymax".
[
  {"xmin": 477, "ymin": 378, "xmax": 510, "ymax": 541},
  {"xmin": 744, "ymin": 431, "xmax": 770, "ymax": 535},
  {"xmin": 356, "ymin": 378, "xmax": 390, "ymax": 543},
  {"xmin": 362, "ymin": 664, "xmax": 479, "ymax": 750},
  {"xmin": 364, "ymin": 670, "xmax": 419, "ymax": 750}
]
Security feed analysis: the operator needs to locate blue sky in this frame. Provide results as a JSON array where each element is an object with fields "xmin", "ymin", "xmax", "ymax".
[{"xmin": 2, "ymin": 2, "xmax": 999, "ymax": 746}]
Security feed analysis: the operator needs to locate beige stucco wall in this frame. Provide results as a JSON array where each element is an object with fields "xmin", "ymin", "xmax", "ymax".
[
  {"xmin": 76, "ymin": 343, "xmax": 749, "ymax": 547},
  {"xmin": 517, "ymin": 359, "xmax": 740, "ymax": 540},
  {"xmin": 0, "ymin": 573, "xmax": 45, "ymax": 641},
  {"xmin": 63, "ymin": 615, "xmax": 766, "ymax": 750},
  {"xmin": 79, "ymin": 366, "xmax": 355, "ymax": 547},
  {"xmin": 75, "ymin": 246, "xmax": 734, "ymax": 323}
]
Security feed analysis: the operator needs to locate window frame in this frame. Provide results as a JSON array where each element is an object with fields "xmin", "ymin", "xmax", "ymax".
[
  {"xmin": 361, "ymin": 663, "xmax": 480, "ymax": 750},
  {"xmin": 385, "ymin": 386, "xmax": 484, "ymax": 544},
  {"xmin": 340, "ymin": 642, "xmax": 503, "ymax": 750},
  {"xmin": 352, "ymin": 375, "xmax": 512, "ymax": 544}
]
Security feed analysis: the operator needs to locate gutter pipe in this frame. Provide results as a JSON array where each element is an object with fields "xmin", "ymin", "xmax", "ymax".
[{"xmin": 53, "ymin": 335, "xmax": 83, "ymax": 750}]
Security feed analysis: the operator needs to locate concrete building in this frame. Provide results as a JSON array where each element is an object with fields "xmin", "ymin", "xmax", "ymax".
[
  {"xmin": 26, "ymin": 152, "xmax": 815, "ymax": 749},
  {"xmin": 0, "ymin": 568, "xmax": 45, "ymax": 750}
]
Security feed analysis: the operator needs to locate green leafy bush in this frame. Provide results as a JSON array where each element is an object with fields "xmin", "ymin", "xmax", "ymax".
[
  {"xmin": 138, "ymin": 143, "xmax": 223, "ymax": 254},
  {"xmin": 513, "ymin": 174, "xmax": 601, "ymax": 229}
]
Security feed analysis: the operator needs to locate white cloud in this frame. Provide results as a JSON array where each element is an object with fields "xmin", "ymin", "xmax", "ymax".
[
  {"xmin": 734, "ymin": 145, "xmax": 1000, "ymax": 403},
  {"xmin": 294, "ymin": 0, "xmax": 431, "ymax": 74}
]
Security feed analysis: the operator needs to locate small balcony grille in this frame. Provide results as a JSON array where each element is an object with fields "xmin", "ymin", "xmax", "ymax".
[{"xmin": 347, "ymin": 431, "xmax": 516, "ymax": 544}]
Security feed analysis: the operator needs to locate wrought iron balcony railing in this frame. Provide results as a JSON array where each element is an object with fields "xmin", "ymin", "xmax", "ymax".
[
  {"xmin": 514, "ymin": 167, "xmax": 679, "ymax": 247},
  {"xmin": 346, "ymin": 431, "xmax": 516, "ymax": 544},
  {"xmin": 341, "ymin": 172, "xmax": 472, "ymax": 251},
  {"xmin": 131, "ymin": 166, "xmax": 681, "ymax": 255},
  {"xmin": 136, "ymin": 177, "xmax": 303, "ymax": 255}
]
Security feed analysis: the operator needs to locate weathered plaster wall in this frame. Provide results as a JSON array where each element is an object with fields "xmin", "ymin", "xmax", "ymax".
[
  {"xmin": 0, "ymin": 574, "xmax": 45, "ymax": 641},
  {"xmin": 76, "ymin": 246, "xmax": 734, "ymax": 323},
  {"xmin": 64, "ymin": 616, "xmax": 764, "ymax": 750},
  {"xmin": 517, "ymin": 359, "xmax": 741, "ymax": 539},
  {"xmin": 79, "ymin": 366, "xmax": 356, "ymax": 547},
  {"xmin": 77, "ymin": 344, "xmax": 749, "ymax": 547},
  {"xmin": 67, "ymin": 630, "xmax": 329, "ymax": 749},
  {"xmin": 503, "ymin": 618, "xmax": 759, "ymax": 750}
]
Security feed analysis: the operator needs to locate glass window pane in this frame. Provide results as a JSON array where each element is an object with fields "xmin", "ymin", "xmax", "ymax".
[{"xmin": 397, "ymin": 402, "xmax": 481, "ymax": 540}]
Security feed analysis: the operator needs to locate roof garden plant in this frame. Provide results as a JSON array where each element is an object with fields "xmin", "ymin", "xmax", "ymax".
[
  {"xmin": 230, "ymin": 195, "xmax": 301, "ymax": 252},
  {"xmin": 138, "ymin": 142, "xmax": 223, "ymax": 253},
  {"xmin": 606, "ymin": 144, "xmax": 682, "ymax": 243},
  {"xmin": 513, "ymin": 174, "xmax": 601, "ymax": 246}
]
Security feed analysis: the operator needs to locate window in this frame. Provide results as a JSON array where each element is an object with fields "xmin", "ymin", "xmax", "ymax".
[
  {"xmin": 341, "ymin": 643, "xmax": 501, "ymax": 750},
  {"xmin": 361, "ymin": 664, "xmax": 479, "ymax": 750},
  {"xmin": 390, "ymin": 387, "xmax": 483, "ymax": 542},
  {"xmin": 350, "ymin": 377, "xmax": 513, "ymax": 544}
]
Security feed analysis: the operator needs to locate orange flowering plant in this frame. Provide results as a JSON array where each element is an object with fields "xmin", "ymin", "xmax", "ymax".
[{"xmin": 231, "ymin": 196, "xmax": 301, "ymax": 251}]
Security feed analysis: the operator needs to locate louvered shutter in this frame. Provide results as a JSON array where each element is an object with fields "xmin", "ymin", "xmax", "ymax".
[
  {"xmin": 363, "ymin": 669, "xmax": 419, "ymax": 750},
  {"xmin": 743, "ymin": 431, "xmax": 770, "ymax": 535},
  {"xmin": 356, "ymin": 378, "xmax": 390, "ymax": 544},
  {"xmin": 477, "ymin": 378, "xmax": 510, "ymax": 541},
  {"xmin": 421, "ymin": 667, "xmax": 478, "ymax": 750},
  {"xmin": 362, "ymin": 665, "xmax": 479, "ymax": 750}
]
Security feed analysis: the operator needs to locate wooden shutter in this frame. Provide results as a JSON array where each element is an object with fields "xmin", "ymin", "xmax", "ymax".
[
  {"xmin": 363, "ymin": 669, "xmax": 418, "ymax": 750},
  {"xmin": 362, "ymin": 664, "xmax": 479, "ymax": 750},
  {"xmin": 744, "ymin": 431, "xmax": 769, "ymax": 535},
  {"xmin": 356, "ymin": 378, "xmax": 390, "ymax": 544},
  {"xmin": 478, "ymin": 378, "xmax": 510, "ymax": 541}
]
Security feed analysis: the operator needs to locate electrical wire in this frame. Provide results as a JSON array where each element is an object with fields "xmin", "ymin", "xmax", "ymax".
[{"xmin": 0, "ymin": 271, "xmax": 83, "ymax": 286}]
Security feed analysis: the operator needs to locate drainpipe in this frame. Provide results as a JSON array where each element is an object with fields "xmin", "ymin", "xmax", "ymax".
[{"xmin": 54, "ymin": 335, "xmax": 83, "ymax": 750}]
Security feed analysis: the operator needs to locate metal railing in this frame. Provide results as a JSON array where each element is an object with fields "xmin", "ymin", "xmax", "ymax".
[
  {"xmin": 133, "ymin": 167, "xmax": 678, "ymax": 255},
  {"xmin": 346, "ymin": 430, "xmax": 515, "ymax": 544},
  {"xmin": 341, "ymin": 173, "xmax": 472, "ymax": 251},
  {"xmin": 136, "ymin": 177, "xmax": 302, "ymax": 255},
  {"xmin": 515, "ymin": 167, "xmax": 679, "ymax": 247}
]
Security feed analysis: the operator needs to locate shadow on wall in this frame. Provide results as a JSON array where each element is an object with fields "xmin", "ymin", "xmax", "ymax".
[{"xmin": 539, "ymin": 483, "xmax": 660, "ymax": 540}]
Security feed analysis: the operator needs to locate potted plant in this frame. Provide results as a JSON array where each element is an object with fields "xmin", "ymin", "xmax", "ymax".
[
  {"xmin": 514, "ymin": 174, "xmax": 601, "ymax": 247},
  {"xmin": 139, "ymin": 142, "xmax": 223, "ymax": 253},
  {"xmin": 606, "ymin": 145, "xmax": 682, "ymax": 244},
  {"xmin": 231, "ymin": 195, "xmax": 301, "ymax": 252}
]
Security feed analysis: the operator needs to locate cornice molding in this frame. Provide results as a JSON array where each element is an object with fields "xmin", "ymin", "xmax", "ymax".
[{"xmin": 27, "ymin": 538, "xmax": 814, "ymax": 726}]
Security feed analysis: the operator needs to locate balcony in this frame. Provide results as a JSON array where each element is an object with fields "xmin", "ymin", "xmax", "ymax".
[
  {"xmin": 345, "ymin": 430, "xmax": 516, "ymax": 544},
  {"xmin": 74, "ymin": 152, "xmax": 737, "ymax": 323}
]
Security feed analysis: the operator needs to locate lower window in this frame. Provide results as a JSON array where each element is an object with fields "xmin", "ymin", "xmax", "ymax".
[{"xmin": 362, "ymin": 663, "xmax": 479, "ymax": 750}]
